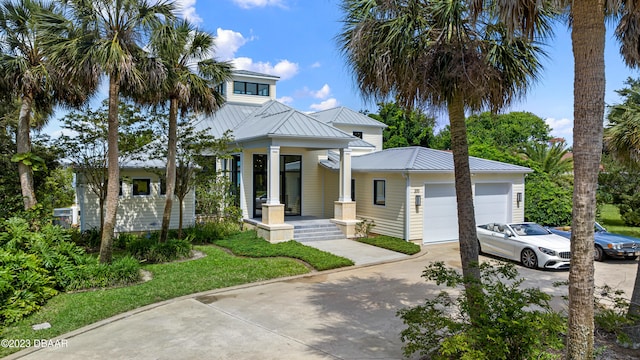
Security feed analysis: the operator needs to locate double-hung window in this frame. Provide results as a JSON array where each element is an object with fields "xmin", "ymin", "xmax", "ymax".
[{"xmin": 374, "ymin": 180, "xmax": 385, "ymax": 206}]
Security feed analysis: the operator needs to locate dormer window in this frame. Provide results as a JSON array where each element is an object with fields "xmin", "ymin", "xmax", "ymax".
[{"xmin": 233, "ymin": 81, "xmax": 270, "ymax": 96}]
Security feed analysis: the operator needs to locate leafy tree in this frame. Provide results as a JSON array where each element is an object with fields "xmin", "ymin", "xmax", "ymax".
[
  {"xmin": 0, "ymin": 0, "xmax": 91, "ymax": 210},
  {"xmin": 46, "ymin": 0, "xmax": 175, "ymax": 263},
  {"xmin": 149, "ymin": 117, "xmax": 238, "ymax": 239},
  {"xmin": 145, "ymin": 19, "xmax": 232, "ymax": 243},
  {"xmin": 57, "ymin": 102, "xmax": 158, "ymax": 234},
  {"xmin": 368, "ymin": 102, "xmax": 436, "ymax": 149},
  {"xmin": 524, "ymin": 172, "xmax": 573, "ymax": 226},
  {"xmin": 338, "ymin": 0, "xmax": 549, "ymax": 321},
  {"xmin": 466, "ymin": 111, "xmax": 551, "ymax": 149}
]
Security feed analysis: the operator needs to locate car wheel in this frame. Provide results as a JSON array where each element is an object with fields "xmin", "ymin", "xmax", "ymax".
[
  {"xmin": 521, "ymin": 248, "xmax": 538, "ymax": 269},
  {"xmin": 594, "ymin": 245, "xmax": 605, "ymax": 262}
]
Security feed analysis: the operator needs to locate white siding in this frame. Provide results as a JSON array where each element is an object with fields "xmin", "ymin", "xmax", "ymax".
[
  {"xmin": 352, "ymin": 172, "xmax": 406, "ymax": 239},
  {"xmin": 78, "ymin": 169, "xmax": 195, "ymax": 233},
  {"xmin": 332, "ymin": 124, "xmax": 384, "ymax": 152},
  {"xmin": 222, "ymin": 75, "xmax": 277, "ymax": 105}
]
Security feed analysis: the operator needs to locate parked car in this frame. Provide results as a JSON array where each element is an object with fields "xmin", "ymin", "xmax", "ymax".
[
  {"xmin": 548, "ymin": 223, "xmax": 640, "ymax": 261},
  {"xmin": 477, "ymin": 222, "xmax": 571, "ymax": 270}
]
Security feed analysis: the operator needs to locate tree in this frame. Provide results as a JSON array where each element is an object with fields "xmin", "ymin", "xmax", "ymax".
[
  {"xmin": 149, "ymin": 118, "xmax": 238, "ymax": 239},
  {"xmin": 145, "ymin": 19, "xmax": 232, "ymax": 243},
  {"xmin": 466, "ymin": 111, "xmax": 551, "ymax": 149},
  {"xmin": 57, "ymin": 101, "xmax": 158, "ymax": 233},
  {"xmin": 521, "ymin": 140, "xmax": 573, "ymax": 177},
  {"xmin": 46, "ymin": 0, "xmax": 175, "ymax": 263},
  {"xmin": 368, "ymin": 102, "xmax": 436, "ymax": 149},
  {"xmin": 602, "ymin": 78, "xmax": 640, "ymax": 322},
  {"xmin": 338, "ymin": 0, "xmax": 548, "ymax": 319},
  {"xmin": 0, "ymin": 0, "xmax": 90, "ymax": 210}
]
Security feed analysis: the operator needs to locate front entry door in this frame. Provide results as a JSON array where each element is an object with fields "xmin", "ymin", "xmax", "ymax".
[{"xmin": 252, "ymin": 154, "xmax": 302, "ymax": 218}]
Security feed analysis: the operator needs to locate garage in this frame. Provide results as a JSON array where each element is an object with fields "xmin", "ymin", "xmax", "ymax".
[
  {"xmin": 423, "ymin": 183, "xmax": 458, "ymax": 244},
  {"xmin": 474, "ymin": 183, "xmax": 511, "ymax": 225}
]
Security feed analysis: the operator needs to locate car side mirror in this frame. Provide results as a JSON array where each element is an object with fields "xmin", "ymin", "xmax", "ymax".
[{"xmin": 505, "ymin": 230, "xmax": 514, "ymax": 238}]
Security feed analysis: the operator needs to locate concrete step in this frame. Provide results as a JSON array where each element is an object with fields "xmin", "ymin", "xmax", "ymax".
[{"xmin": 293, "ymin": 222, "xmax": 345, "ymax": 242}]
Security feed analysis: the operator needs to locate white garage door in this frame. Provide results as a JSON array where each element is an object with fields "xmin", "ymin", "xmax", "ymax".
[
  {"xmin": 423, "ymin": 183, "xmax": 458, "ymax": 244},
  {"xmin": 474, "ymin": 183, "xmax": 510, "ymax": 226}
]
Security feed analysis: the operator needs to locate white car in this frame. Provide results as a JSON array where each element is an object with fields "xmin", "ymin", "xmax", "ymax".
[{"xmin": 477, "ymin": 222, "xmax": 571, "ymax": 269}]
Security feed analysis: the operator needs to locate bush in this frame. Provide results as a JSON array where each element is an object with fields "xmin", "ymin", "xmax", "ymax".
[
  {"xmin": 69, "ymin": 227, "xmax": 101, "ymax": 250},
  {"xmin": 127, "ymin": 237, "xmax": 192, "ymax": 264},
  {"xmin": 524, "ymin": 172, "xmax": 573, "ymax": 226},
  {"xmin": 185, "ymin": 221, "xmax": 241, "ymax": 244},
  {"xmin": 0, "ymin": 250, "xmax": 57, "ymax": 324},
  {"xmin": 66, "ymin": 256, "xmax": 141, "ymax": 291},
  {"xmin": 398, "ymin": 262, "xmax": 565, "ymax": 359},
  {"xmin": 357, "ymin": 235, "xmax": 420, "ymax": 255}
]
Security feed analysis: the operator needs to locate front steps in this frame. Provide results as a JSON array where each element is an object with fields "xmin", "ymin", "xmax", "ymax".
[{"xmin": 293, "ymin": 221, "xmax": 345, "ymax": 242}]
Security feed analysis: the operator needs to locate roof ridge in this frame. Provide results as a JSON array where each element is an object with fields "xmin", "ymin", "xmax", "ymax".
[{"xmin": 407, "ymin": 147, "xmax": 422, "ymax": 168}]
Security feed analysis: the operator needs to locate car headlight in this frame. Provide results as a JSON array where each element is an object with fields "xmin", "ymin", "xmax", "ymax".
[
  {"xmin": 538, "ymin": 247, "xmax": 557, "ymax": 256},
  {"xmin": 607, "ymin": 243, "xmax": 622, "ymax": 250}
]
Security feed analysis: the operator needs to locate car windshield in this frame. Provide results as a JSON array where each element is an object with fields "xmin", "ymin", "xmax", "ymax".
[{"xmin": 510, "ymin": 223, "xmax": 550, "ymax": 236}]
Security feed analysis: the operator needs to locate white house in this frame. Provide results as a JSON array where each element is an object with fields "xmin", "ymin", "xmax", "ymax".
[{"xmin": 76, "ymin": 70, "xmax": 531, "ymax": 244}]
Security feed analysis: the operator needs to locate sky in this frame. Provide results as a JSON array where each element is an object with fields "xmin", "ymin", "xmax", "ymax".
[{"xmin": 41, "ymin": 0, "xmax": 640, "ymax": 146}]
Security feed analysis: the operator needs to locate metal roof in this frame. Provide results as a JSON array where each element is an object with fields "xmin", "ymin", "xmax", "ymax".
[
  {"xmin": 311, "ymin": 107, "xmax": 387, "ymax": 128},
  {"xmin": 321, "ymin": 147, "xmax": 532, "ymax": 173},
  {"xmin": 192, "ymin": 102, "xmax": 261, "ymax": 137},
  {"xmin": 232, "ymin": 69, "xmax": 280, "ymax": 80}
]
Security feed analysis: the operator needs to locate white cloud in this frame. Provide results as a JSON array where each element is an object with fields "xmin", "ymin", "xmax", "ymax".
[
  {"xmin": 214, "ymin": 28, "xmax": 250, "ymax": 60},
  {"xmin": 310, "ymin": 98, "xmax": 339, "ymax": 111},
  {"xmin": 278, "ymin": 96, "xmax": 294, "ymax": 105},
  {"xmin": 545, "ymin": 117, "xmax": 574, "ymax": 144},
  {"xmin": 174, "ymin": 0, "xmax": 202, "ymax": 24},
  {"xmin": 232, "ymin": 0, "xmax": 286, "ymax": 9},
  {"xmin": 311, "ymin": 62, "xmax": 321, "ymax": 68},
  {"xmin": 233, "ymin": 57, "xmax": 299, "ymax": 80},
  {"xmin": 311, "ymin": 84, "xmax": 331, "ymax": 99}
]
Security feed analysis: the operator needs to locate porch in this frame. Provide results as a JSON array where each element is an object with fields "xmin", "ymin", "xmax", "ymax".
[{"xmin": 244, "ymin": 215, "xmax": 358, "ymax": 243}]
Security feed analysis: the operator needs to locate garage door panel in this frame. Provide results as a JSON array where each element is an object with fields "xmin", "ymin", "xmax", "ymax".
[
  {"xmin": 423, "ymin": 184, "xmax": 458, "ymax": 244},
  {"xmin": 474, "ymin": 183, "xmax": 510, "ymax": 226}
]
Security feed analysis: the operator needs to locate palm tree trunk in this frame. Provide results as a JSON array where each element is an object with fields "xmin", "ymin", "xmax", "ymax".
[
  {"xmin": 566, "ymin": 1, "xmax": 605, "ymax": 358},
  {"xmin": 99, "ymin": 76, "xmax": 121, "ymax": 264},
  {"xmin": 160, "ymin": 98, "xmax": 179, "ymax": 243},
  {"xmin": 17, "ymin": 94, "xmax": 37, "ymax": 210},
  {"xmin": 448, "ymin": 94, "xmax": 483, "ymax": 321}
]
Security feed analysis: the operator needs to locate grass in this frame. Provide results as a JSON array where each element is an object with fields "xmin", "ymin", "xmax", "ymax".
[
  {"xmin": 599, "ymin": 204, "xmax": 640, "ymax": 237},
  {"xmin": 356, "ymin": 235, "xmax": 421, "ymax": 255},
  {"xmin": 213, "ymin": 231, "xmax": 355, "ymax": 270},
  {"xmin": 1, "ymin": 231, "xmax": 355, "ymax": 357}
]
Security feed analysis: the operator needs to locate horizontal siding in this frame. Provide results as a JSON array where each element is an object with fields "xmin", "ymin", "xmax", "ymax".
[
  {"xmin": 333, "ymin": 124, "xmax": 383, "ymax": 151},
  {"xmin": 512, "ymin": 181, "xmax": 525, "ymax": 222},
  {"xmin": 323, "ymin": 168, "xmax": 338, "ymax": 218},
  {"xmin": 79, "ymin": 170, "xmax": 194, "ymax": 233},
  {"xmin": 353, "ymin": 173, "xmax": 405, "ymax": 239}
]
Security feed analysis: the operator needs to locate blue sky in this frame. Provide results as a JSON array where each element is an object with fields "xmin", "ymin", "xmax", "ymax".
[{"xmin": 42, "ymin": 0, "xmax": 640, "ymax": 146}]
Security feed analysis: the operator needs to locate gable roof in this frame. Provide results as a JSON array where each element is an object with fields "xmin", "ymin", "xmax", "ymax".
[
  {"xmin": 311, "ymin": 107, "xmax": 387, "ymax": 128},
  {"xmin": 321, "ymin": 146, "xmax": 532, "ymax": 173}
]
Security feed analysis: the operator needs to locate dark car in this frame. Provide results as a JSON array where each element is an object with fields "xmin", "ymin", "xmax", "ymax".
[{"xmin": 549, "ymin": 223, "xmax": 640, "ymax": 261}]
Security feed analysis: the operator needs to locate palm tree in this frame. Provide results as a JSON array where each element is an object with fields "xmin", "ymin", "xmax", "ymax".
[
  {"xmin": 145, "ymin": 19, "xmax": 232, "ymax": 243},
  {"xmin": 338, "ymin": 0, "xmax": 548, "ymax": 317},
  {"xmin": 521, "ymin": 140, "xmax": 573, "ymax": 176},
  {"xmin": 46, "ymin": 0, "xmax": 175, "ymax": 263},
  {"xmin": 0, "ymin": 0, "xmax": 89, "ymax": 210}
]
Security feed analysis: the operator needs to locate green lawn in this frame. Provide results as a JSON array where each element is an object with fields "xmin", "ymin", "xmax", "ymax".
[
  {"xmin": 599, "ymin": 204, "xmax": 640, "ymax": 237},
  {"xmin": 356, "ymin": 235, "xmax": 421, "ymax": 255},
  {"xmin": 1, "ymin": 235, "xmax": 353, "ymax": 358}
]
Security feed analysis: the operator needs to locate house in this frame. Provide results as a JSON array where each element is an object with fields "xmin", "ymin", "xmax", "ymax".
[{"xmin": 76, "ymin": 70, "xmax": 532, "ymax": 244}]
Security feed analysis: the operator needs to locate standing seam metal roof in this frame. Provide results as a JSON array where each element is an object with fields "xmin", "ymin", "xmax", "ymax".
[{"xmin": 311, "ymin": 107, "xmax": 387, "ymax": 128}]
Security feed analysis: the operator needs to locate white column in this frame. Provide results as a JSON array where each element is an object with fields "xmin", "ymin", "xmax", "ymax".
[
  {"xmin": 338, "ymin": 148, "xmax": 352, "ymax": 202},
  {"xmin": 267, "ymin": 145, "xmax": 281, "ymax": 205}
]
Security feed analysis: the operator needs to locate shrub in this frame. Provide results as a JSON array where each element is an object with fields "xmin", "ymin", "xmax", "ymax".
[
  {"xmin": 524, "ymin": 172, "xmax": 573, "ymax": 226},
  {"xmin": 593, "ymin": 285, "xmax": 638, "ymax": 345},
  {"xmin": 185, "ymin": 221, "xmax": 241, "ymax": 244},
  {"xmin": 66, "ymin": 256, "xmax": 141, "ymax": 291},
  {"xmin": 146, "ymin": 239, "xmax": 192, "ymax": 263},
  {"xmin": 0, "ymin": 250, "xmax": 57, "ymax": 324},
  {"xmin": 355, "ymin": 218, "xmax": 375, "ymax": 238},
  {"xmin": 115, "ymin": 232, "xmax": 142, "ymax": 250},
  {"xmin": 126, "ymin": 236, "xmax": 157, "ymax": 260},
  {"xmin": 398, "ymin": 262, "xmax": 565, "ymax": 359}
]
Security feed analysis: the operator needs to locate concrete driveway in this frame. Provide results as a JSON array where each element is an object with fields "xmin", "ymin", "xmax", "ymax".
[{"xmin": 7, "ymin": 242, "xmax": 639, "ymax": 360}]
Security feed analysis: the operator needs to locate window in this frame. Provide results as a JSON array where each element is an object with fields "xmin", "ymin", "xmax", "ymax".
[
  {"xmin": 351, "ymin": 179, "xmax": 355, "ymax": 201},
  {"xmin": 233, "ymin": 81, "xmax": 270, "ymax": 96},
  {"xmin": 159, "ymin": 178, "xmax": 166, "ymax": 195},
  {"xmin": 132, "ymin": 179, "xmax": 151, "ymax": 196},
  {"xmin": 215, "ymin": 83, "xmax": 225, "ymax": 95},
  {"xmin": 353, "ymin": 131, "xmax": 363, "ymax": 139},
  {"xmin": 374, "ymin": 180, "xmax": 385, "ymax": 206}
]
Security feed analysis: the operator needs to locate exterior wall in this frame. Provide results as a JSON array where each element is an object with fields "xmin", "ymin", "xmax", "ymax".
[
  {"xmin": 332, "ymin": 124, "xmax": 384, "ymax": 152},
  {"xmin": 239, "ymin": 147, "xmax": 328, "ymax": 219},
  {"xmin": 323, "ymin": 167, "xmax": 339, "ymax": 218},
  {"xmin": 222, "ymin": 74, "xmax": 277, "ymax": 105},
  {"xmin": 352, "ymin": 172, "xmax": 406, "ymax": 239},
  {"xmin": 77, "ymin": 169, "xmax": 195, "ymax": 233}
]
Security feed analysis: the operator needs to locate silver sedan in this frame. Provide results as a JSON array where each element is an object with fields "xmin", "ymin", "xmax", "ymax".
[{"xmin": 477, "ymin": 222, "xmax": 571, "ymax": 270}]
